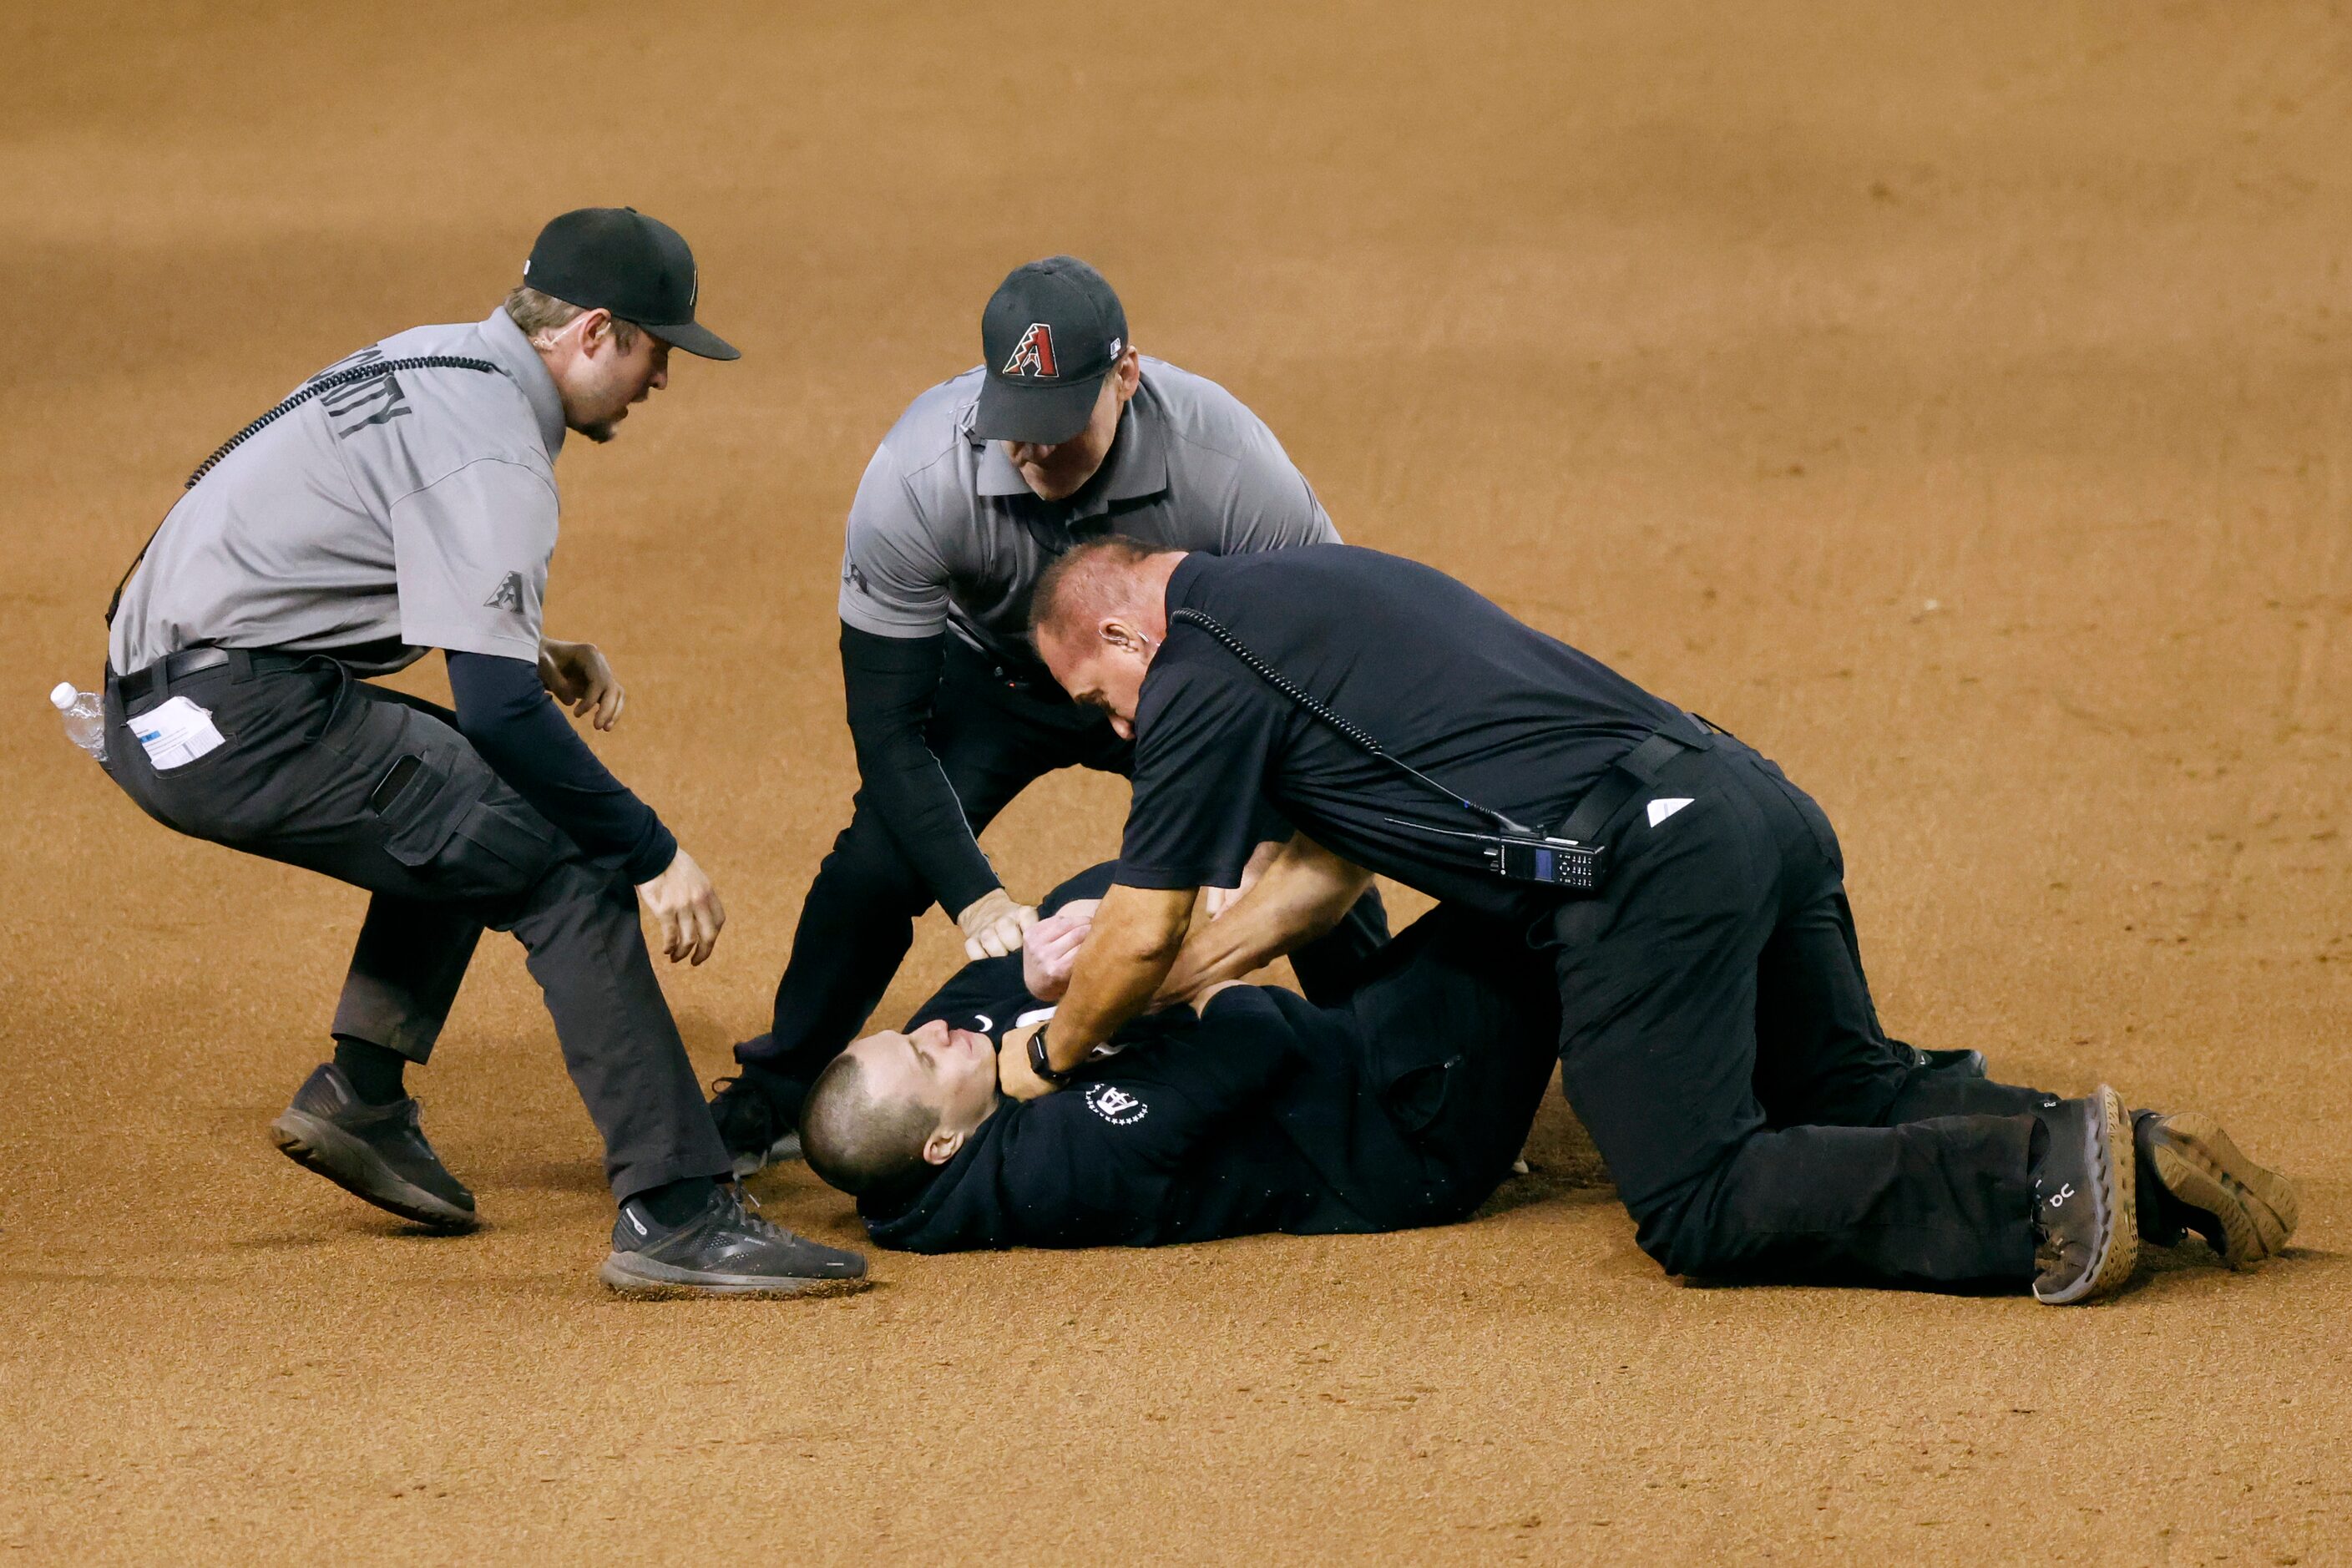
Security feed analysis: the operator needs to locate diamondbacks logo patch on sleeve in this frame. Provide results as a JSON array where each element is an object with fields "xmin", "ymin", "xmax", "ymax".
[
  {"xmin": 1084, "ymin": 1083, "xmax": 1148, "ymax": 1125},
  {"xmin": 1002, "ymin": 322, "xmax": 1059, "ymax": 379},
  {"xmin": 483, "ymin": 572, "xmax": 525, "ymax": 610}
]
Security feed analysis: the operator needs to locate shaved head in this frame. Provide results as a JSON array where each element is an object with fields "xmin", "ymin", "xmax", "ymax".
[
  {"xmin": 1028, "ymin": 538, "xmax": 1186, "ymax": 739},
  {"xmin": 801, "ymin": 1020, "xmax": 1003, "ymax": 1200},
  {"xmin": 1029, "ymin": 535, "xmax": 1174, "ymax": 650},
  {"xmin": 800, "ymin": 1054, "xmax": 939, "ymax": 1197}
]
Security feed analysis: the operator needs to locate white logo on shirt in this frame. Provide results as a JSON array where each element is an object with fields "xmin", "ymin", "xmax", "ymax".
[
  {"xmin": 1646, "ymin": 797, "xmax": 1694, "ymax": 827},
  {"xmin": 1085, "ymin": 1084, "xmax": 1148, "ymax": 1125}
]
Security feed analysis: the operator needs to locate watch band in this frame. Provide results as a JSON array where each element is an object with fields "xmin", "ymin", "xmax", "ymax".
[{"xmin": 1027, "ymin": 1023, "xmax": 1074, "ymax": 1086}]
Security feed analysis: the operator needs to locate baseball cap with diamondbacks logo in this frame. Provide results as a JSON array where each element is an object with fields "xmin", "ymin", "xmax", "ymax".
[
  {"xmin": 973, "ymin": 255, "xmax": 1129, "ymax": 446},
  {"xmin": 522, "ymin": 207, "xmax": 739, "ymax": 361}
]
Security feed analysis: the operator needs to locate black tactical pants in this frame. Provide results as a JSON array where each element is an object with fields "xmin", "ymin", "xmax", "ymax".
[
  {"xmin": 1339, "ymin": 903, "xmax": 1565, "ymax": 1230},
  {"xmin": 1546, "ymin": 734, "xmax": 2054, "ymax": 1288},
  {"xmin": 104, "ymin": 652, "xmax": 730, "ymax": 1203}
]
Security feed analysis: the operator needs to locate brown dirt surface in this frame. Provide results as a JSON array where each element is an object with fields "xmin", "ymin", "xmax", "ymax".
[{"xmin": 4, "ymin": 2, "xmax": 2349, "ymax": 1561}]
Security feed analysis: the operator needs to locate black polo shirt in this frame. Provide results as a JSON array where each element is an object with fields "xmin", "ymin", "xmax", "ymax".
[{"xmin": 1115, "ymin": 545, "xmax": 1684, "ymax": 917}]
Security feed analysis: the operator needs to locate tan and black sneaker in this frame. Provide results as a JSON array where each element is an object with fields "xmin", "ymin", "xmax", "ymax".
[
  {"xmin": 2133, "ymin": 1110, "xmax": 2299, "ymax": 1269},
  {"xmin": 270, "ymin": 1063, "xmax": 478, "ymax": 1232},
  {"xmin": 2031, "ymin": 1085, "xmax": 2137, "ymax": 1305}
]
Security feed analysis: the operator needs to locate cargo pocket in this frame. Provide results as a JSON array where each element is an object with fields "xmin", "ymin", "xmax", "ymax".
[
  {"xmin": 1382, "ymin": 1055, "xmax": 1464, "ymax": 1137},
  {"xmin": 449, "ymin": 792, "xmax": 559, "ymax": 889},
  {"xmin": 373, "ymin": 750, "xmax": 474, "ymax": 868}
]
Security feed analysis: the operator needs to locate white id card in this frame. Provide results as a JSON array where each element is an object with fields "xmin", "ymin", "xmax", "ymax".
[{"xmin": 131, "ymin": 695, "xmax": 226, "ymax": 771}]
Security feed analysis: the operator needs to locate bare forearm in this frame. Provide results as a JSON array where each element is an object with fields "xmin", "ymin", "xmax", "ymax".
[
  {"xmin": 1044, "ymin": 884, "xmax": 1196, "ymax": 1070},
  {"xmin": 1160, "ymin": 836, "xmax": 1372, "ymax": 1004}
]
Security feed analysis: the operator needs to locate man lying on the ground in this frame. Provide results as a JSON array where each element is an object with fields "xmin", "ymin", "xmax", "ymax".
[
  {"xmin": 804, "ymin": 860, "xmax": 2000, "ymax": 1253},
  {"xmin": 805, "ymin": 857, "xmax": 2294, "ymax": 1272},
  {"xmin": 797, "ymin": 862, "xmax": 1562, "ymax": 1250}
]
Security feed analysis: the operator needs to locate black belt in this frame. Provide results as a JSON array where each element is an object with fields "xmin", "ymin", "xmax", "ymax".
[
  {"xmin": 109, "ymin": 647, "xmax": 316, "ymax": 709},
  {"xmin": 1548, "ymin": 716, "xmax": 1719, "ymax": 848},
  {"xmin": 1371, "ymin": 714, "xmax": 1720, "ymax": 893}
]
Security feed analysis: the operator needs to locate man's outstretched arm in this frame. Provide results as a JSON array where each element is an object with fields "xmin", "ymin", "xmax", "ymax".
[{"xmin": 841, "ymin": 625, "xmax": 1039, "ymax": 959}]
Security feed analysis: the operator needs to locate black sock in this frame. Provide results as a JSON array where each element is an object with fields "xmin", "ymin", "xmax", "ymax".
[
  {"xmin": 635, "ymin": 1175, "xmax": 718, "ymax": 1229},
  {"xmin": 333, "ymin": 1035, "xmax": 409, "ymax": 1105}
]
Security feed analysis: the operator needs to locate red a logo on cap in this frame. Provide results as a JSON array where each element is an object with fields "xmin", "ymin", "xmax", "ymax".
[{"xmin": 1003, "ymin": 322, "xmax": 1059, "ymax": 379}]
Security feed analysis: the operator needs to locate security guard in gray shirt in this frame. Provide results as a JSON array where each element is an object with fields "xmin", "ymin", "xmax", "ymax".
[
  {"xmin": 712, "ymin": 256, "xmax": 1378, "ymax": 1172},
  {"xmin": 102, "ymin": 208, "xmax": 864, "ymax": 1297}
]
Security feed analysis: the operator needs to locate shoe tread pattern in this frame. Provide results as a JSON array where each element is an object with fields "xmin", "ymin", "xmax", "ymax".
[
  {"xmin": 2148, "ymin": 1113, "xmax": 2299, "ymax": 1268},
  {"xmin": 2038, "ymin": 1085, "xmax": 2138, "ymax": 1305},
  {"xmin": 270, "ymin": 1110, "xmax": 478, "ymax": 1232},
  {"xmin": 597, "ymin": 1252, "xmax": 871, "ymax": 1300}
]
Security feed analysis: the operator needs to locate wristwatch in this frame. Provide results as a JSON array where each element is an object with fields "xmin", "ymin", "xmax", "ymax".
[{"xmin": 1027, "ymin": 1023, "xmax": 1075, "ymax": 1087}]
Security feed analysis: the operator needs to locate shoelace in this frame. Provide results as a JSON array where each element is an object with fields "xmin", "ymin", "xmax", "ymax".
[{"xmin": 721, "ymin": 1183, "xmax": 797, "ymax": 1244}]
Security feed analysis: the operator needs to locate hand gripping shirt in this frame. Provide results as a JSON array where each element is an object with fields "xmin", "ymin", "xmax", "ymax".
[{"xmin": 110, "ymin": 308, "xmax": 568, "ymax": 677}]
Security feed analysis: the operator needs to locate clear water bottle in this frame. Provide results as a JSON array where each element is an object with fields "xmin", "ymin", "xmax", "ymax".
[{"xmin": 51, "ymin": 682, "xmax": 107, "ymax": 763}]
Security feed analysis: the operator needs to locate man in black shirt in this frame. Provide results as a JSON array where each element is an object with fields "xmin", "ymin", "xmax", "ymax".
[
  {"xmin": 1009, "ymin": 539, "xmax": 2298, "ymax": 1302},
  {"xmin": 797, "ymin": 864, "xmax": 1561, "ymax": 1251}
]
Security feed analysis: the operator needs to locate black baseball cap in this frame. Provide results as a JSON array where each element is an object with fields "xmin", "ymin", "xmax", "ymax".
[
  {"xmin": 522, "ymin": 207, "xmax": 739, "ymax": 361},
  {"xmin": 973, "ymin": 256, "xmax": 1128, "ymax": 445}
]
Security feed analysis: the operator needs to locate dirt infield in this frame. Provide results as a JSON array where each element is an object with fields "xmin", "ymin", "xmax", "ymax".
[{"xmin": 3, "ymin": 2, "xmax": 2347, "ymax": 1560}]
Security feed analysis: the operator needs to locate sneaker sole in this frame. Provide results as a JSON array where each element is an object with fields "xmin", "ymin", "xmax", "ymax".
[
  {"xmin": 270, "ymin": 1109, "xmax": 479, "ymax": 1233},
  {"xmin": 2036, "ymin": 1085, "xmax": 2138, "ymax": 1305},
  {"xmin": 730, "ymin": 1131, "xmax": 802, "ymax": 1181},
  {"xmin": 2145, "ymin": 1113, "xmax": 2299, "ymax": 1269},
  {"xmin": 597, "ymin": 1251, "xmax": 869, "ymax": 1300}
]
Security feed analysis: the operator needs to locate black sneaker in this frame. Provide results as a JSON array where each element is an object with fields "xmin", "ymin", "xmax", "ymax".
[
  {"xmin": 710, "ymin": 1071, "xmax": 802, "ymax": 1178},
  {"xmin": 599, "ymin": 1184, "xmax": 867, "ymax": 1298},
  {"xmin": 2030, "ymin": 1085, "xmax": 2137, "ymax": 1305},
  {"xmin": 269, "ymin": 1064, "xmax": 478, "ymax": 1232},
  {"xmin": 2132, "ymin": 1110, "xmax": 2299, "ymax": 1269}
]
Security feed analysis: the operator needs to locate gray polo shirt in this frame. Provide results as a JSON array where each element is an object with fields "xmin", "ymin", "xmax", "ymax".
[
  {"xmin": 837, "ymin": 357, "xmax": 1338, "ymax": 665},
  {"xmin": 109, "ymin": 308, "xmax": 568, "ymax": 678}
]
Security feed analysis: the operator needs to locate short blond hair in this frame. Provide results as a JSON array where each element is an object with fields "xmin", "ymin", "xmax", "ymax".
[{"xmin": 502, "ymin": 285, "xmax": 641, "ymax": 351}]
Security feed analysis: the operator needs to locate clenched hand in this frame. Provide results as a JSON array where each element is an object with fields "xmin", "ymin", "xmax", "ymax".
[
  {"xmin": 1020, "ymin": 903, "xmax": 1097, "ymax": 1001},
  {"xmin": 638, "ymin": 847, "xmax": 726, "ymax": 964},
  {"xmin": 997, "ymin": 1019, "xmax": 1058, "ymax": 1100},
  {"xmin": 957, "ymin": 888, "xmax": 1038, "ymax": 961}
]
